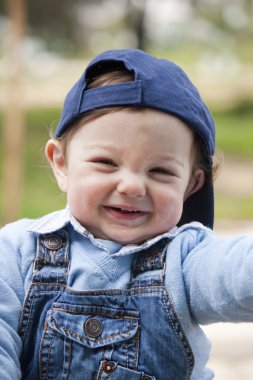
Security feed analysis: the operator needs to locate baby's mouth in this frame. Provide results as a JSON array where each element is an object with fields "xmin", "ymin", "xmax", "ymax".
[
  {"xmin": 111, "ymin": 207, "xmax": 141, "ymax": 214},
  {"xmin": 104, "ymin": 206, "xmax": 147, "ymax": 219}
]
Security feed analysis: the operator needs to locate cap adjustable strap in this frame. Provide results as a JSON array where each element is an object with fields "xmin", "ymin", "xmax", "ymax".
[{"xmin": 79, "ymin": 80, "xmax": 142, "ymax": 113}]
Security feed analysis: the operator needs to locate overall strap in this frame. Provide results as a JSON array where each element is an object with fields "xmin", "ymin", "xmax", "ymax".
[
  {"xmin": 32, "ymin": 229, "xmax": 69, "ymax": 284},
  {"xmin": 131, "ymin": 238, "xmax": 168, "ymax": 286}
]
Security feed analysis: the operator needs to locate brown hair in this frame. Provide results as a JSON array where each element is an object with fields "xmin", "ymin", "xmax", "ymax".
[
  {"xmin": 57, "ymin": 65, "xmax": 135, "ymax": 157},
  {"xmin": 193, "ymin": 135, "xmax": 219, "ymax": 184},
  {"xmin": 56, "ymin": 63, "xmax": 219, "ymax": 183}
]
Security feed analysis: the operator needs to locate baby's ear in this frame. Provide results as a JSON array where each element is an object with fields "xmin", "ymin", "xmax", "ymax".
[
  {"xmin": 45, "ymin": 139, "xmax": 68, "ymax": 193},
  {"xmin": 184, "ymin": 169, "xmax": 205, "ymax": 200}
]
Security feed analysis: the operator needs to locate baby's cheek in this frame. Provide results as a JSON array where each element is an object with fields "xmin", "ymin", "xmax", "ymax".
[
  {"xmin": 158, "ymin": 196, "xmax": 184, "ymax": 222},
  {"xmin": 67, "ymin": 191, "xmax": 84, "ymax": 214}
]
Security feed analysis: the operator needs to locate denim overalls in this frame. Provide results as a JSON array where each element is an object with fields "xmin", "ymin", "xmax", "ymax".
[{"xmin": 18, "ymin": 229, "xmax": 194, "ymax": 380}]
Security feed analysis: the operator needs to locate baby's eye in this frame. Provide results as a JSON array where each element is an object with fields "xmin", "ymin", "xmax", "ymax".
[
  {"xmin": 150, "ymin": 167, "xmax": 170, "ymax": 175},
  {"xmin": 94, "ymin": 158, "xmax": 116, "ymax": 166}
]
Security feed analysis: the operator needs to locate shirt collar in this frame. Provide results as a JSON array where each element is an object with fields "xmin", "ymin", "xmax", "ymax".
[
  {"xmin": 27, "ymin": 208, "xmax": 182, "ymax": 256},
  {"xmin": 28, "ymin": 207, "xmax": 72, "ymax": 234}
]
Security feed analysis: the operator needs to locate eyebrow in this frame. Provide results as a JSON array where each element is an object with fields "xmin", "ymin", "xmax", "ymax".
[
  {"xmin": 147, "ymin": 152, "xmax": 187, "ymax": 168},
  {"xmin": 82, "ymin": 142, "xmax": 117, "ymax": 149},
  {"xmin": 82, "ymin": 143, "xmax": 186, "ymax": 167}
]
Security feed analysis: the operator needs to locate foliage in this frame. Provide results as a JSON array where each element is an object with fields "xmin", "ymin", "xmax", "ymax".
[
  {"xmin": 0, "ymin": 0, "xmax": 148, "ymax": 55},
  {"xmin": 0, "ymin": 108, "xmax": 65, "ymax": 225},
  {"xmin": 215, "ymin": 194, "xmax": 253, "ymax": 220},
  {"xmin": 1, "ymin": 1, "xmax": 253, "ymax": 58},
  {"xmin": 214, "ymin": 102, "xmax": 253, "ymax": 158}
]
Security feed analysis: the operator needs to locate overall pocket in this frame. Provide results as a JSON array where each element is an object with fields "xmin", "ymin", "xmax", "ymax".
[{"xmin": 39, "ymin": 303, "xmax": 141, "ymax": 380}]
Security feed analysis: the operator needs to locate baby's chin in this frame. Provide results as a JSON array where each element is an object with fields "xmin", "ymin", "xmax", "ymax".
[
  {"xmin": 81, "ymin": 219, "xmax": 174, "ymax": 245},
  {"xmin": 98, "ymin": 231, "xmax": 167, "ymax": 246},
  {"xmin": 91, "ymin": 231, "xmax": 151, "ymax": 246}
]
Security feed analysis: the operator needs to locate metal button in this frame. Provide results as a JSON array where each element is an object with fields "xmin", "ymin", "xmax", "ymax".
[
  {"xmin": 104, "ymin": 361, "xmax": 116, "ymax": 374},
  {"xmin": 84, "ymin": 318, "xmax": 103, "ymax": 338},
  {"xmin": 44, "ymin": 235, "xmax": 63, "ymax": 250}
]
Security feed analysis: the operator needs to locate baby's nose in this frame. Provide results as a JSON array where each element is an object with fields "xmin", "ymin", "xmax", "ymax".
[{"xmin": 117, "ymin": 172, "xmax": 146, "ymax": 198}]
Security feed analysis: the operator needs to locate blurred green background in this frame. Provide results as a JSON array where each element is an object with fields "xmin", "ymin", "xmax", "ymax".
[{"xmin": 0, "ymin": 0, "xmax": 253, "ymax": 226}]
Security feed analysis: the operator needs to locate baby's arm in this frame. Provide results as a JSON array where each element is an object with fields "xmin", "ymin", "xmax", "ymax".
[
  {"xmin": 183, "ymin": 231, "xmax": 253, "ymax": 324},
  {"xmin": 0, "ymin": 223, "xmax": 27, "ymax": 380}
]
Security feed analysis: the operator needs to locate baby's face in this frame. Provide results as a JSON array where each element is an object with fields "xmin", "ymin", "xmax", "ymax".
[{"xmin": 55, "ymin": 109, "xmax": 203, "ymax": 244}]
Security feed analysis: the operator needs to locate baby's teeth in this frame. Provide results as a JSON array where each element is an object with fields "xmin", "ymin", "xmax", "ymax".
[{"xmin": 120, "ymin": 208, "xmax": 139, "ymax": 213}]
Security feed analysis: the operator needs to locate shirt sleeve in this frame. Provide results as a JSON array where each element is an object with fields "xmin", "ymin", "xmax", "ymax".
[
  {"xmin": 183, "ymin": 230, "xmax": 253, "ymax": 324},
  {"xmin": 0, "ymin": 221, "xmax": 30, "ymax": 380}
]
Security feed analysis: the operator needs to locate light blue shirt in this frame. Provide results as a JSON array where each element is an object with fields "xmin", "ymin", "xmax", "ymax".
[{"xmin": 1, "ymin": 208, "xmax": 253, "ymax": 379}]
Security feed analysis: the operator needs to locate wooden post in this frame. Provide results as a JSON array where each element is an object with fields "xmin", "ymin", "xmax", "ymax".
[{"xmin": 3, "ymin": 0, "xmax": 26, "ymax": 223}]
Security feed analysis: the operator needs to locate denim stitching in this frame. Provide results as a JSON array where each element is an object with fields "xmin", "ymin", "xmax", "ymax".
[
  {"xmin": 18, "ymin": 288, "xmax": 34, "ymax": 339},
  {"xmin": 39, "ymin": 323, "xmax": 46, "ymax": 379},
  {"xmin": 20, "ymin": 231, "xmax": 68, "ymax": 339},
  {"xmin": 62, "ymin": 338, "xmax": 73, "ymax": 380},
  {"xmin": 19, "ymin": 288, "xmax": 39, "ymax": 341},
  {"xmin": 51, "ymin": 316, "xmax": 136, "ymax": 343},
  {"xmin": 133, "ymin": 327, "xmax": 140, "ymax": 370},
  {"xmin": 161, "ymin": 290, "xmax": 194, "ymax": 379},
  {"xmin": 64, "ymin": 285, "xmax": 163, "ymax": 295},
  {"xmin": 19, "ymin": 286, "xmax": 65, "ymax": 341},
  {"xmin": 52, "ymin": 307, "xmax": 139, "ymax": 320},
  {"xmin": 164, "ymin": 288, "xmax": 194, "ymax": 375},
  {"xmin": 38, "ymin": 236, "xmax": 42, "ymax": 261},
  {"xmin": 45, "ymin": 328, "xmax": 56, "ymax": 380},
  {"xmin": 125, "ymin": 339, "xmax": 129, "ymax": 368},
  {"xmin": 39, "ymin": 323, "xmax": 56, "ymax": 380}
]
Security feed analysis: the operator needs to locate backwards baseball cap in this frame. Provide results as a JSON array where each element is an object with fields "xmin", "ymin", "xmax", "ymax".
[{"xmin": 56, "ymin": 49, "xmax": 215, "ymax": 229}]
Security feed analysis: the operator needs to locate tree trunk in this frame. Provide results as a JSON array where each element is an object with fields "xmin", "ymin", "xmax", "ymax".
[
  {"xmin": 3, "ymin": 0, "xmax": 26, "ymax": 224},
  {"xmin": 127, "ymin": 0, "xmax": 147, "ymax": 51}
]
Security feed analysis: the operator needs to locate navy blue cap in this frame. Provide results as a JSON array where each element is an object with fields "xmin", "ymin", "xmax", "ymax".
[{"xmin": 56, "ymin": 49, "xmax": 216, "ymax": 229}]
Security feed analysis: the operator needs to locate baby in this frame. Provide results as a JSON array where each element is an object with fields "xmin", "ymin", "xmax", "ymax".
[{"xmin": 0, "ymin": 49, "xmax": 253, "ymax": 380}]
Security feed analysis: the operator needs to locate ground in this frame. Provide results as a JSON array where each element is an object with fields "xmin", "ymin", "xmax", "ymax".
[{"xmin": 204, "ymin": 323, "xmax": 253, "ymax": 379}]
